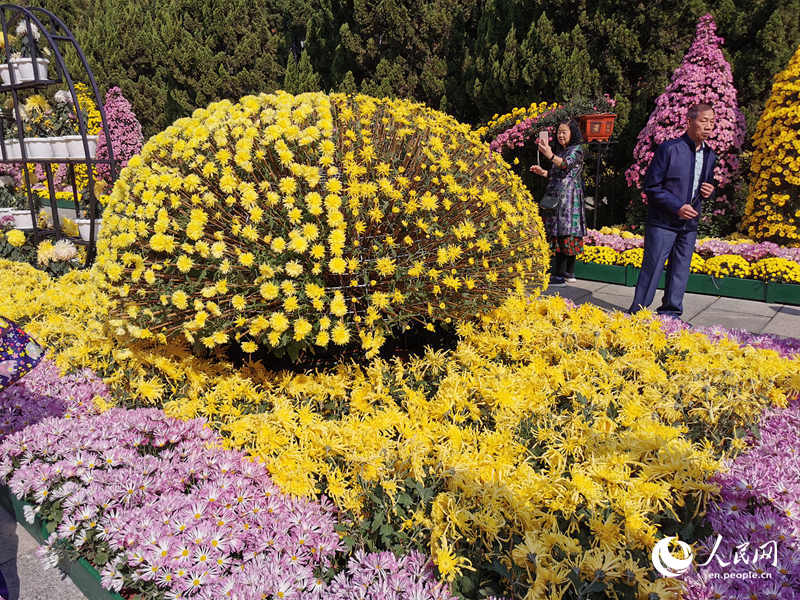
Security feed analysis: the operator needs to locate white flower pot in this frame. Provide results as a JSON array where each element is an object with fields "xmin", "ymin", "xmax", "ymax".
[
  {"xmin": 0, "ymin": 57, "xmax": 50, "ymax": 85},
  {"xmin": 49, "ymin": 136, "xmax": 70, "ymax": 158},
  {"xmin": 75, "ymin": 218, "xmax": 101, "ymax": 241},
  {"xmin": 63, "ymin": 135, "xmax": 98, "ymax": 159},
  {"xmin": 2, "ymin": 139, "xmax": 21, "ymax": 160},
  {"xmin": 11, "ymin": 209, "xmax": 33, "ymax": 230},
  {"xmin": 23, "ymin": 137, "xmax": 53, "ymax": 160}
]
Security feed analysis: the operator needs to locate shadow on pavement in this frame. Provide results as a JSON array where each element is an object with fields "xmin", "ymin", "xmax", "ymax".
[{"xmin": 0, "ymin": 505, "xmax": 20, "ymax": 600}]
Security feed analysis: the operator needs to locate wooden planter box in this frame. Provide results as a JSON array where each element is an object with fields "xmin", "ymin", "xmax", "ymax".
[
  {"xmin": 577, "ymin": 113, "xmax": 616, "ymax": 142},
  {"xmin": 575, "ymin": 261, "xmax": 627, "ymax": 284},
  {"xmin": 0, "ymin": 484, "xmax": 125, "ymax": 600},
  {"xmin": 765, "ymin": 282, "xmax": 800, "ymax": 306}
]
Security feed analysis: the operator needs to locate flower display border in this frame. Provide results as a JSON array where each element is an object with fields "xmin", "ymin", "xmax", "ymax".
[
  {"xmin": 0, "ymin": 483, "xmax": 124, "ymax": 600},
  {"xmin": 36, "ymin": 196, "xmax": 78, "ymax": 210},
  {"xmin": 766, "ymin": 282, "xmax": 800, "ymax": 305},
  {"xmin": 573, "ymin": 261, "xmax": 627, "ymax": 284},
  {"xmin": 576, "ymin": 260, "xmax": 800, "ymax": 305}
]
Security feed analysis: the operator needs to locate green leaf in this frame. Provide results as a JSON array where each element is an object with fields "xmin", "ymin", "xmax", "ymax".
[
  {"xmin": 458, "ymin": 573, "xmax": 475, "ymax": 593},
  {"xmin": 585, "ymin": 580, "xmax": 606, "ymax": 594},
  {"xmin": 567, "ymin": 567, "xmax": 582, "ymax": 590},
  {"xmin": 489, "ymin": 559, "xmax": 510, "ymax": 578}
]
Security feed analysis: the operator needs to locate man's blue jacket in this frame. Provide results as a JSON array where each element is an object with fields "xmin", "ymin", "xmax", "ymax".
[{"xmin": 644, "ymin": 133, "xmax": 717, "ymax": 232}]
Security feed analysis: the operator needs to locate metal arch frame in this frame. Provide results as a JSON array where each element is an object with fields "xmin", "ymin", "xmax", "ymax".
[{"xmin": 0, "ymin": 4, "xmax": 119, "ymax": 266}]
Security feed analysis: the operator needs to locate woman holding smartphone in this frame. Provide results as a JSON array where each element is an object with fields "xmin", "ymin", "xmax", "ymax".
[{"xmin": 530, "ymin": 119, "xmax": 586, "ymax": 285}]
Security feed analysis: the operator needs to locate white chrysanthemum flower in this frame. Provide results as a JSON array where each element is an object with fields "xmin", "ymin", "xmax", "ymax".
[
  {"xmin": 51, "ymin": 239, "xmax": 77, "ymax": 262},
  {"xmin": 15, "ymin": 21, "xmax": 40, "ymax": 40},
  {"xmin": 54, "ymin": 89, "xmax": 72, "ymax": 104}
]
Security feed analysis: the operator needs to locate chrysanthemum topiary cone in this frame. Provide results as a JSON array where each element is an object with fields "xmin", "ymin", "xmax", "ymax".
[
  {"xmin": 625, "ymin": 14, "xmax": 746, "ymax": 237},
  {"xmin": 95, "ymin": 92, "xmax": 548, "ymax": 359},
  {"xmin": 741, "ymin": 45, "xmax": 800, "ymax": 246}
]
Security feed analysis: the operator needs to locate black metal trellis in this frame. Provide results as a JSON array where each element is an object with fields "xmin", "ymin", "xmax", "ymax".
[
  {"xmin": 0, "ymin": 4, "xmax": 118, "ymax": 266},
  {"xmin": 585, "ymin": 139, "xmax": 616, "ymax": 229}
]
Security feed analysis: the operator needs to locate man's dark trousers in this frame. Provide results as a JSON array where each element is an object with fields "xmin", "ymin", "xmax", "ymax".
[{"xmin": 630, "ymin": 225, "xmax": 697, "ymax": 317}]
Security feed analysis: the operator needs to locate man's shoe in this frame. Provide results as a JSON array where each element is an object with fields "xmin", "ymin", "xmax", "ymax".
[
  {"xmin": 549, "ymin": 275, "xmax": 566, "ymax": 285},
  {"xmin": 564, "ymin": 273, "xmax": 577, "ymax": 283}
]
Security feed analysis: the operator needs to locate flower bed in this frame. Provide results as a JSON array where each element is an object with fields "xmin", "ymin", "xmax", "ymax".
[
  {"xmin": 0, "ymin": 223, "xmax": 84, "ymax": 277},
  {"xmin": 583, "ymin": 228, "xmax": 800, "ymax": 284},
  {"xmin": 576, "ymin": 228, "xmax": 800, "ymax": 304},
  {"xmin": 0, "ymin": 358, "xmax": 107, "ymax": 440},
  {"xmin": 474, "ymin": 101, "xmax": 557, "ymax": 141},
  {"xmin": 0, "ymin": 407, "xmax": 454, "ymax": 600}
]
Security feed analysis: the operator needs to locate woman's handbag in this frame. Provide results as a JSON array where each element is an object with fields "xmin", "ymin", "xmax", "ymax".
[{"xmin": 539, "ymin": 189, "xmax": 564, "ymax": 210}]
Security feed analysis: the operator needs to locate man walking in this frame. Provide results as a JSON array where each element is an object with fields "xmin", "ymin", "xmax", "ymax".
[{"xmin": 629, "ymin": 103, "xmax": 717, "ymax": 317}]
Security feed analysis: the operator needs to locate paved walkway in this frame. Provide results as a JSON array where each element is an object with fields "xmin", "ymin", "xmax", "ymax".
[
  {"xmin": 543, "ymin": 278, "xmax": 800, "ymax": 338},
  {"xmin": 0, "ymin": 504, "xmax": 84, "ymax": 600},
  {"xmin": 2, "ymin": 280, "xmax": 799, "ymax": 600}
]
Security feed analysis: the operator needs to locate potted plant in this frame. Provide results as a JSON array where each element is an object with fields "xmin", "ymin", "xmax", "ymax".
[
  {"xmin": 1, "ymin": 97, "xmax": 56, "ymax": 160},
  {"xmin": 0, "ymin": 21, "xmax": 51, "ymax": 85},
  {"xmin": 503, "ymin": 93, "xmax": 619, "ymax": 152},
  {"xmin": 574, "ymin": 94, "xmax": 618, "ymax": 142},
  {"xmin": 10, "ymin": 205, "xmax": 34, "ymax": 229},
  {"xmin": 0, "ymin": 183, "xmax": 28, "ymax": 211},
  {"xmin": 2, "ymin": 116, "xmax": 22, "ymax": 160},
  {"xmin": 0, "ymin": 183, "xmax": 27, "ymax": 229},
  {"xmin": 52, "ymin": 91, "xmax": 97, "ymax": 159},
  {"xmin": 49, "ymin": 89, "xmax": 77, "ymax": 157},
  {"xmin": 20, "ymin": 94, "xmax": 53, "ymax": 159},
  {"xmin": 74, "ymin": 183, "xmax": 105, "ymax": 241}
]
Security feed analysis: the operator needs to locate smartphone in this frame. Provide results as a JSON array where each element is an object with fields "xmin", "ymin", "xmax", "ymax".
[{"xmin": 536, "ymin": 130, "xmax": 548, "ymax": 165}]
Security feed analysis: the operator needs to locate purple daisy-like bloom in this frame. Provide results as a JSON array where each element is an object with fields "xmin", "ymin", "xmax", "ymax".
[
  {"xmin": 0, "ymin": 358, "xmax": 107, "ymax": 440},
  {"xmin": 1, "ymin": 401, "xmax": 455, "ymax": 600},
  {"xmin": 682, "ymin": 402, "xmax": 800, "ymax": 598}
]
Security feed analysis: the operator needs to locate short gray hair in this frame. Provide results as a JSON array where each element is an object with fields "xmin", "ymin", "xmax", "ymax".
[{"xmin": 687, "ymin": 103, "xmax": 714, "ymax": 120}]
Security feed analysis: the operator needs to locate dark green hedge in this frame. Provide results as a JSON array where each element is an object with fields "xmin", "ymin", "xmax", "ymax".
[{"xmin": 27, "ymin": 0, "xmax": 800, "ymax": 219}]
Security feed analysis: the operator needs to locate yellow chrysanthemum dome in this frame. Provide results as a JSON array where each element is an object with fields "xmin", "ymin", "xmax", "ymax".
[{"xmin": 95, "ymin": 91, "xmax": 548, "ymax": 358}]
